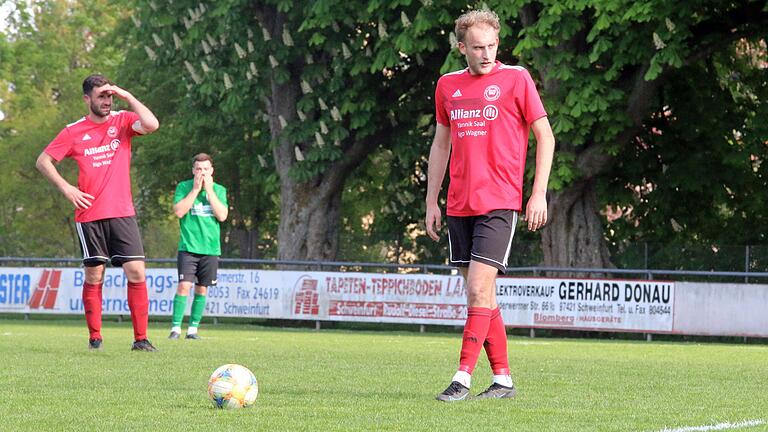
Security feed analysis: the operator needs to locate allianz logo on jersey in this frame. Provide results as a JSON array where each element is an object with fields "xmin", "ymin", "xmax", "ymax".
[
  {"xmin": 190, "ymin": 202, "xmax": 214, "ymax": 216},
  {"xmin": 450, "ymin": 105, "xmax": 499, "ymax": 121},
  {"xmin": 83, "ymin": 139, "xmax": 120, "ymax": 156}
]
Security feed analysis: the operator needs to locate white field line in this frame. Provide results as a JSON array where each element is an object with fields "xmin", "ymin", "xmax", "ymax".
[{"xmin": 656, "ymin": 419, "xmax": 766, "ymax": 432}]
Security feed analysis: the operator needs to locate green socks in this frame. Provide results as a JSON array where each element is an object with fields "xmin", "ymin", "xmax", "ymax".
[
  {"xmin": 189, "ymin": 294, "xmax": 207, "ymax": 328},
  {"xmin": 171, "ymin": 293, "xmax": 207, "ymax": 331},
  {"xmin": 171, "ymin": 294, "xmax": 187, "ymax": 328}
]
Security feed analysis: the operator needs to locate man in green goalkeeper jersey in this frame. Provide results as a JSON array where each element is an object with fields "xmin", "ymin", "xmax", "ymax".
[{"xmin": 169, "ymin": 153, "xmax": 228, "ymax": 340}]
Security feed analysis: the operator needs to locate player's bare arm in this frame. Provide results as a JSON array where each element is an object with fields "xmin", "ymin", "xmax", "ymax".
[
  {"xmin": 173, "ymin": 172, "xmax": 204, "ymax": 218},
  {"xmin": 525, "ymin": 116, "xmax": 555, "ymax": 231},
  {"xmin": 35, "ymin": 152, "xmax": 94, "ymax": 209},
  {"xmin": 425, "ymin": 123, "xmax": 452, "ymax": 241},
  {"xmin": 203, "ymin": 174, "xmax": 228, "ymax": 222},
  {"xmin": 104, "ymin": 84, "xmax": 160, "ymax": 135}
]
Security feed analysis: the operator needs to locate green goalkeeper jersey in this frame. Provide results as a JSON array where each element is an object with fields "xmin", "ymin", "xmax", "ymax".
[{"xmin": 174, "ymin": 179, "xmax": 228, "ymax": 256}]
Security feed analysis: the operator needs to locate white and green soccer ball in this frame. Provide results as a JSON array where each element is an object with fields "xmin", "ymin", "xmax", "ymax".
[{"xmin": 207, "ymin": 364, "xmax": 259, "ymax": 409}]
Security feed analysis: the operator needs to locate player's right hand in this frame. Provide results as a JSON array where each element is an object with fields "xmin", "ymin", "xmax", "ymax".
[
  {"xmin": 193, "ymin": 172, "xmax": 204, "ymax": 191},
  {"xmin": 425, "ymin": 203, "xmax": 442, "ymax": 241},
  {"xmin": 62, "ymin": 184, "xmax": 94, "ymax": 209}
]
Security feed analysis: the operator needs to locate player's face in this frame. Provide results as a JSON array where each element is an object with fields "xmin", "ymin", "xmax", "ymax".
[
  {"xmin": 192, "ymin": 160, "xmax": 214, "ymax": 177},
  {"xmin": 458, "ymin": 24, "xmax": 499, "ymax": 75},
  {"xmin": 84, "ymin": 84, "xmax": 113, "ymax": 118}
]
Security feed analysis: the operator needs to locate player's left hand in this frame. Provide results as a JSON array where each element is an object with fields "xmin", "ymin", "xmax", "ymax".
[
  {"xmin": 525, "ymin": 192, "xmax": 548, "ymax": 231},
  {"xmin": 203, "ymin": 174, "xmax": 214, "ymax": 191}
]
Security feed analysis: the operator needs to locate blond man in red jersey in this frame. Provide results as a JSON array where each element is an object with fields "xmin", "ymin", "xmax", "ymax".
[{"xmin": 426, "ymin": 10, "xmax": 555, "ymax": 401}]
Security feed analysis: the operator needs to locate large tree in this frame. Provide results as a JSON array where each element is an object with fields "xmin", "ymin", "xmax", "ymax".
[
  {"xmin": 508, "ymin": 0, "xmax": 768, "ymax": 268},
  {"xmin": 604, "ymin": 38, "xmax": 768, "ymax": 270},
  {"xmin": 123, "ymin": 0, "xmax": 768, "ymax": 268},
  {"xmin": 0, "ymin": 0, "xmax": 132, "ymax": 257},
  {"xmin": 123, "ymin": 0, "xmax": 472, "ymax": 261}
]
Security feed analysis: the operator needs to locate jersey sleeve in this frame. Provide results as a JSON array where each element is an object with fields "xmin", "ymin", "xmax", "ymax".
[
  {"xmin": 120, "ymin": 111, "xmax": 141, "ymax": 136},
  {"xmin": 434, "ymin": 78, "xmax": 450, "ymax": 127},
  {"xmin": 216, "ymin": 184, "xmax": 228, "ymax": 206},
  {"xmin": 516, "ymin": 68, "xmax": 547, "ymax": 123},
  {"xmin": 173, "ymin": 182, "xmax": 189, "ymax": 204},
  {"xmin": 44, "ymin": 128, "xmax": 74, "ymax": 161}
]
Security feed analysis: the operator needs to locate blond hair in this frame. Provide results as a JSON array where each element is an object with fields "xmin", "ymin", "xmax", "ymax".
[{"xmin": 454, "ymin": 10, "xmax": 500, "ymax": 43}]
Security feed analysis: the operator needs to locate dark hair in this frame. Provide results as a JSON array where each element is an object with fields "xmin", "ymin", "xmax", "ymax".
[
  {"xmin": 82, "ymin": 74, "xmax": 111, "ymax": 95},
  {"xmin": 193, "ymin": 153, "xmax": 214, "ymax": 166}
]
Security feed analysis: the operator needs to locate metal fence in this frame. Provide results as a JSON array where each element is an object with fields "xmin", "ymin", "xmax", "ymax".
[{"xmin": 2, "ymin": 255, "xmax": 768, "ymax": 284}]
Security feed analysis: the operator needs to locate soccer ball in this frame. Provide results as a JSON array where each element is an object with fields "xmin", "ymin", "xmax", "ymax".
[{"xmin": 207, "ymin": 364, "xmax": 259, "ymax": 409}]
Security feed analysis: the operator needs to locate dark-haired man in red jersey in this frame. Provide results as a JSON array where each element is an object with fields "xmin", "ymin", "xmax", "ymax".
[{"xmin": 36, "ymin": 74, "xmax": 160, "ymax": 352}]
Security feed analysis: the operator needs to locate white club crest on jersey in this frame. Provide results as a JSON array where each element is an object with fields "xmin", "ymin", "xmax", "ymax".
[
  {"xmin": 452, "ymin": 89, "xmax": 463, "ymax": 98},
  {"xmin": 484, "ymin": 85, "xmax": 501, "ymax": 101},
  {"xmin": 107, "ymin": 126, "xmax": 118, "ymax": 138},
  {"xmin": 483, "ymin": 105, "xmax": 499, "ymax": 121},
  {"xmin": 82, "ymin": 133, "xmax": 92, "ymax": 141}
]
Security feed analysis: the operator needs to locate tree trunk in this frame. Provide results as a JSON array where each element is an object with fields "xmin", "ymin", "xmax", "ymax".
[
  {"xmin": 262, "ymin": 8, "xmax": 373, "ymax": 262},
  {"xmin": 268, "ymin": 70, "xmax": 342, "ymax": 261},
  {"xmin": 277, "ymin": 180, "xmax": 342, "ymax": 261},
  {"xmin": 541, "ymin": 179, "xmax": 613, "ymax": 271}
]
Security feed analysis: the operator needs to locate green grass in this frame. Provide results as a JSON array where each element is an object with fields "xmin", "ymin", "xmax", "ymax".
[{"xmin": 1, "ymin": 319, "xmax": 766, "ymax": 432}]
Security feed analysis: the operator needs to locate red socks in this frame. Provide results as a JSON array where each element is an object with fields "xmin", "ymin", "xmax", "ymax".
[
  {"xmin": 127, "ymin": 281, "xmax": 149, "ymax": 341},
  {"xmin": 484, "ymin": 307, "xmax": 510, "ymax": 375},
  {"xmin": 84, "ymin": 280, "xmax": 149, "ymax": 342},
  {"xmin": 458, "ymin": 307, "xmax": 492, "ymax": 374},
  {"xmin": 82, "ymin": 282, "xmax": 103, "ymax": 340}
]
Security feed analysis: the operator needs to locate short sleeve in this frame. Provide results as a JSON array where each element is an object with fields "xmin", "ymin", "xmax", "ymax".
[
  {"xmin": 434, "ymin": 78, "xmax": 450, "ymax": 127},
  {"xmin": 120, "ymin": 111, "xmax": 141, "ymax": 136},
  {"xmin": 517, "ymin": 69, "xmax": 547, "ymax": 123},
  {"xmin": 44, "ymin": 128, "xmax": 74, "ymax": 161},
  {"xmin": 216, "ymin": 184, "xmax": 228, "ymax": 206},
  {"xmin": 174, "ymin": 182, "xmax": 188, "ymax": 204}
]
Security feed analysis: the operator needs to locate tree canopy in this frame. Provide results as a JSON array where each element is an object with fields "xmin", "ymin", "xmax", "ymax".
[
  {"xmin": 1, "ymin": 0, "xmax": 766, "ymax": 270},
  {"xmin": 0, "ymin": 0, "xmax": 135, "ymax": 257}
]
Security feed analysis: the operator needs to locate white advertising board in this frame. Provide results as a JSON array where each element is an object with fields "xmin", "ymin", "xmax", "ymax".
[{"xmin": 0, "ymin": 267, "xmax": 686, "ymax": 334}]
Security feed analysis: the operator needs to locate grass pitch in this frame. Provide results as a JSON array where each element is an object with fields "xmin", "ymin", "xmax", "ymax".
[{"xmin": 1, "ymin": 319, "xmax": 766, "ymax": 432}]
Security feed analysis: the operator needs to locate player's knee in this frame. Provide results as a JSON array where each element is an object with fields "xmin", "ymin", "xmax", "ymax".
[
  {"xmin": 466, "ymin": 287, "xmax": 493, "ymax": 307},
  {"xmin": 84, "ymin": 266, "xmax": 105, "ymax": 284},
  {"xmin": 123, "ymin": 268, "xmax": 145, "ymax": 283},
  {"xmin": 122, "ymin": 260, "xmax": 145, "ymax": 282},
  {"xmin": 177, "ymin": 281, "xmax": 193, "ymax": 296}
]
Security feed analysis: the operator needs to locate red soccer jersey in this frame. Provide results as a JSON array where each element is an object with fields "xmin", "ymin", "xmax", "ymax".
[
  {"xmin": 45, "ymin": 111, "xmax": 141, "ymax": 223},
  {"xmin": 435, "ymin": 61, "xmax": 547, "ymax": 216}
]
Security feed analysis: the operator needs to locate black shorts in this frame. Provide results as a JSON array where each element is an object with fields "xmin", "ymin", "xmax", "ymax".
[
  {"xmin": 447, "ymin": 209, "xmax": 518, "ymax": 274},
  {"xmin": 76, "ymin": 217, "xmax": 145, "ymax": 267},
  {"xmin": 177, "ymin": 251, "xmax": 219, "ymax": 287}
]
